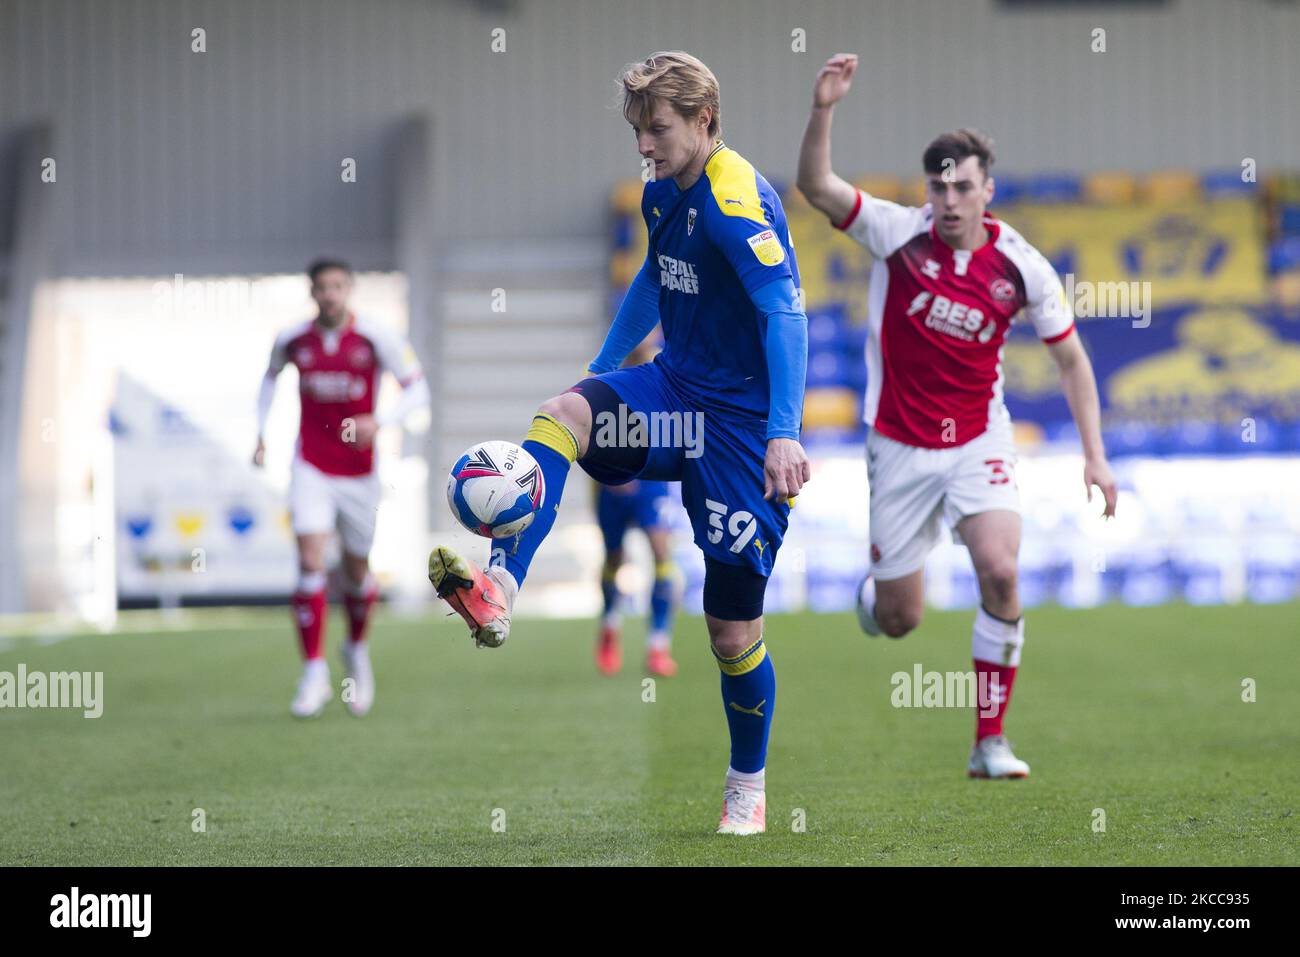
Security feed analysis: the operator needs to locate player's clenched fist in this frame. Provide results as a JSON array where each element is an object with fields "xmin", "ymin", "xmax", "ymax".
[
  {"xmin": 763, "ymin": 437, "xmax": 811, "ymax": 503},
  {"xmin": 812, "ymin": 53, "xmax": 858, "ymax": 108}
]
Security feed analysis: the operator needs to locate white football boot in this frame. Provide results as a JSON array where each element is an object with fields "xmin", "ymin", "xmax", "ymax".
[
  {"xmin": 428, "ymin": 546, "xmax": 517, "ymax": 648},
  {"xmin": 290, "ymin": 660, "xmax": 333, "ymax": 718},
  {"xmin": 717, "ymin": 782, "xmax": 767, "ymax": 835},
  {"xmin": 855, "ymin": 574, "xmax": 883, "ymax": 637},
  {"xmin": 967, "ymin": 735, "xmax": 1031, "ymax": 779},
  {"xmin": 339, "ymin": 639, "xmax": 374, "ymax": 717}
]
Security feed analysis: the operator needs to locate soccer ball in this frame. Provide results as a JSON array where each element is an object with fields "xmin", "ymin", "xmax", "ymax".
[{"xmin": 447, "ymin": 440, "xmax": 546, "ymax": 538}]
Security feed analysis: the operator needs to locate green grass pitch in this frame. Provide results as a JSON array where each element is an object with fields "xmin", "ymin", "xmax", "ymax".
[{"xmin": 1, "ymin": 601, "xmax": 1296, "ymax": 865}]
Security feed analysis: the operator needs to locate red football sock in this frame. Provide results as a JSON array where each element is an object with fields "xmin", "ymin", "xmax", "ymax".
[
  {"xmin": 292, "ymin": 590, "xmax": 327, "ymax": 660},
  {"xmin": 344, "ymin": 578, "xmax": 378, "ymax": 644},
  {"xmin": 974, "ymin": 658, "xmax": 1018, "ymax": 741}
]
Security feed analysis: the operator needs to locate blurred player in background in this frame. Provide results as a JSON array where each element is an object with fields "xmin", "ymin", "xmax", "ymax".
[
  {"xmin": 797, "ymin": 54, "xmax": 1117, "ymax": 778},
  {"xmin": 594, "ymin": 333, "xmax": 679, "ymax": 678},
  {"xmin": 428, "ymin": 52, "xmax": 809, "ymax": 834},
  {"xmin": 254, "ymin": 259, "xmax": 430, "ymax": 718}
]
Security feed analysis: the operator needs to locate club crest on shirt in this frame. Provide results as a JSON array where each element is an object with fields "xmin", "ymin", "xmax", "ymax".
[
  {"xmin": 687, "ymin": 207, "xmax": 697, "ymax": 236},
  {"xmin": 989, "ymin": 278, "xmax": 1016, "ymax": 302},
  {"xmin": 294, "ymin": 347, "xmax": 314, "ymax": 368},
  {"xmin": 746, "ymin": 229, "xmax": 785, "ymax": 266}
]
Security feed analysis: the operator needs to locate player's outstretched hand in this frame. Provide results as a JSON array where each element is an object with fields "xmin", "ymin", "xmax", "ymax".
[
  {"xmin": 764, "ymin": 437, "xmax": 811, "ymax": 503},
  {"xmin": 1085, "ymin": 455, "xmax": 1118, "ymax": 518},
  {"xmin": 252, "ymin": 438, "xmax": 266, "ymax": 468},
  {"xmin": 813, "ymin": 53, "xmax": 859, "ymax": 108}
]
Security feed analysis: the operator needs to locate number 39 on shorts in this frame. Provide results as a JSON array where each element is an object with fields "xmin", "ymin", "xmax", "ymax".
[{"xmin": 705, "ymin": 498, "xmax": 758, "ymax": 554}]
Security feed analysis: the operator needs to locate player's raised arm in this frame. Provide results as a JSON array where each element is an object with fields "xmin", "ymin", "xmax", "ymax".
[{"xmin": 796, "ymin": 54, "xmax": 861, "ymax": 226}]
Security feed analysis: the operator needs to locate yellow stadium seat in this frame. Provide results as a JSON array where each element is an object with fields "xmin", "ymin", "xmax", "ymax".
[
  {"xmin": 1083, "ymin": 172, "xmax": 1138, "ymax": 205},
  {"xmin": 609, "ymin": 249, "xmax": 642, "ymax": 287},
  {"xmin": 1011, "ymin": 420, "xmax": 1045, "ymax": 450},
  {"xmin": 899, "ymin": 176, "xmax": 929, "ymax": 208},
  {"xmin": 853, "ymin": 176, "xmax": 902, "ymax": 203},
  {"xmin": 802, "ymin": 387, "xmax": 859, "ymax": 430},
  {"xmin": 1144, "ymin": 170, "xmax": 1200, "ymax": 204},
  {"xmin": 1267, "ymin": 173, "xmax": 1300, "ymax": 205},
  {"xmin": 612, "ymin": 179, "xmax": 644, "ymax": 214}
]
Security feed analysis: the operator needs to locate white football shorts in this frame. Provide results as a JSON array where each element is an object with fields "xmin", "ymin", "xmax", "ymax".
[
  {"xmin": 866, "ymin": 423, "xmax": 1020, "ymax": 581},
  {"xmin": 288, "ymin": 455, "xmax": 382, "ymax": 556}
]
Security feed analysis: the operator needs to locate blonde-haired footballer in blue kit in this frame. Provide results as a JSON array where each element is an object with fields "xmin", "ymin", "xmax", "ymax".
[{"xmin": 427, "ymin": 51, "xmax": 810, "ymax": 835}]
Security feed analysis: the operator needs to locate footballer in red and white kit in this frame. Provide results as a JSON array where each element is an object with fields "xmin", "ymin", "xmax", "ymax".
[
  {"xmin": 798, "ymin": 54, "xmax": 1118, "ymax": 779},
  {"xmin": 253, "ymin": 259, "xmax": 430, "ymax": 719}
]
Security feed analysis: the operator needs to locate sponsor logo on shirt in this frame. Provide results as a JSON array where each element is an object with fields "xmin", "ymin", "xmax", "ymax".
[
  {"xmin": 747, "ymin": 229, "xmax": 785, "ymax": 266},
  {"xmin": 907, "ymin": 292, "xmax": 997, "ymax": 343},
  {"xmin": 303, "ymin": 370, "xmax": 366, "ymax": 402},
  {"xmin": 658, "ymin": 253, "xmax": 700, "ymax": 294}
]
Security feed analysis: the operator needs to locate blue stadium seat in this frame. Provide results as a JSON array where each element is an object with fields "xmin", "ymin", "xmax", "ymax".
[
  {"xmin": 804, "ymin": 546, "xmax": 867, "ymax": 613},
  {"xmin": 1044, "ymin": 420, "xmax": 1081, "ymax": 445},
  {"xmin": 1103, "ymin": 421, "xmax": 1158, "ymax": 457},
  {"xmin": 990, "ymin": 176, "xmax": 1026, "ymax": 206},
  {"xmin": 842, "ymin": 357, "xmax": 867, "ymax": 393},
  {"xmin": 1171, "ymin": 537, "xmax": 1238, "ymax": 605},
  {"xmin": 1165, "ymin": 420, "xmax": 1218, "ymax": 455},
  {"xmin": 1280, "ymin": 204, "xmax": 1300, "ymax": 236},
  {"xmin": 612, "ymin": 215, "xmax": 635, "ymax": 249},
  {"xmin": 807, "ymin": 350, "xmax": 851, "ymax": 388},
  {"xmin": 1222, "ymin": 415, "xmax": 1285, "ymax": 453},
  {"xmin": 1107, "ymin": 547, "xmax": 1175, "ymax": 606},
  {"xmin": 1023, "ymin": 174, "xmax": 1082, "ymax": 203},
  {"xmin": 1268, "ymin": 237, "xmax": 1300, "ymax": 274},
  {"xmin": 1201, "ymin": 170, "xmax": 1257, "ymax": 196},
  {"xmin": 1245, "ymin": 537, "xmax": 1300, "ymax": 603},
  {"xmin": 806, "ymin": 308, "xmax": 850, "ymax": 350},
  {"xmin": 841, "ymin": 320, "xmax": 869, "ymax": 357}
]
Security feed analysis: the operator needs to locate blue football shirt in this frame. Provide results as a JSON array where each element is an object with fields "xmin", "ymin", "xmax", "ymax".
[{"xmin": 640, "ymin": 141, "xmax": 801, "ymax": 422}]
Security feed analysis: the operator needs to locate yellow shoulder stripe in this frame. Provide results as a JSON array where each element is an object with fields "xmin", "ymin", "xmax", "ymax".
[{"xmin": 704, "ymin": 146, "xmax": 768, "ymax": 227}]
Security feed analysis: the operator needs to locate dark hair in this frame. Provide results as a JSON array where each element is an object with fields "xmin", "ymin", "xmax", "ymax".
[
  {"xmin": 922, "ymin": 128, "xmax": 995, "ymax": 178},
  {"xmin": 307, "ymin": 258, "xmax": 352, "ymax": 283}
]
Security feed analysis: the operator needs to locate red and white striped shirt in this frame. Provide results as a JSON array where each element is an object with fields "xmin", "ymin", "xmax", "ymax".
[
  {"xmin": 266, "ymin": 314, "xmax": 423, "ymax": 476},
  {"xmin": 837, "ymin": 190, "xmax": 1074, "ymax": 449}
]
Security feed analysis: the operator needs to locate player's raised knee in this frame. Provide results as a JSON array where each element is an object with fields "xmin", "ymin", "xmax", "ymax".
[
  {"xmin": 878, "ymin": 606, "xmax": 922, "ymax": 638},
  {"xmin": 536, "ymin": 391, "xmax": 592, "ymax": 452}
]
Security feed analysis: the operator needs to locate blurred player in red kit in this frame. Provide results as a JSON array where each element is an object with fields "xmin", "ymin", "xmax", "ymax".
[{"xmin": 253, "ymin": 259, "xmax": 429, "ymax": 718}]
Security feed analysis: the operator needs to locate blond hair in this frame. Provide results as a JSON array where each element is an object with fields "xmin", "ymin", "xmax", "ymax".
[{"xmin": 618, "ymin": 51, "xmax": 720, "ymax": 138}]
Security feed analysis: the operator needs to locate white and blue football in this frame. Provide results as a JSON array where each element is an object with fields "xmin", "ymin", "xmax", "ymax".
[{"xmin": 446, "ymin": 440, "xmax": 545, "ymax": 538}]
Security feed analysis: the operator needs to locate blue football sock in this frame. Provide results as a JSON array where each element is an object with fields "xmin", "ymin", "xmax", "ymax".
[
  {"xmin": 650, "ymin": 560, "xmax": 675, "ymax": 634},
  {"xmin": 715, "ymin": 637, "xmax": 775, "ymax": 774},
  {"xmin": 601, "ymin": 569, "xmax": 621, "ymax": 617},
  {"xmin": 498, "ymin": 415, "xmax": 578, "ymax": 588}
]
